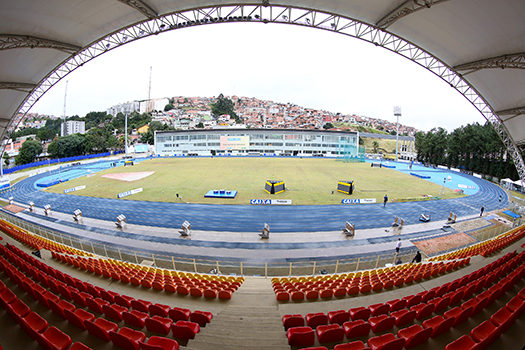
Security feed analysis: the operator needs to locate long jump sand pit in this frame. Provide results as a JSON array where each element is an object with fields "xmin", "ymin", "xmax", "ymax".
[
  {"xmin": 413, "ymin": 232, "xmax": 476, "ymax": 255},
  {"xmin": 102, "ymin": 171, "xmax": 155, "ymax": 182}
]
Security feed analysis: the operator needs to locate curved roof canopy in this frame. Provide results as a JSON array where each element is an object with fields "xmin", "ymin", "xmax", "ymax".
[{"xmin": 1, "ymin": 0, "xmax": 524, "ymax": 177}]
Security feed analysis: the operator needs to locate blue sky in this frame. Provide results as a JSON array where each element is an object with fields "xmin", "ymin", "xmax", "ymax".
[{"xmin": 32, "ymin": 22, "xmax": 483, "ymax": 132}]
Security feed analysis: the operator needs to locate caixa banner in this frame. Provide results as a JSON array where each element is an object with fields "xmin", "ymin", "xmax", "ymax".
[
  {"xmin": 341, "ymin": 198, "xmax": 376, "ymax": 204},
  {"xmin": 250, "ymin": 199, "xmax": 292, "ymax": 205}
]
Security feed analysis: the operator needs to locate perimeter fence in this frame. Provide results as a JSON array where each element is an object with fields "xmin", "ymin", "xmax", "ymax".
[{"xmin": 0, "ymin": 209, "xmax": 513, "ymax": 277}]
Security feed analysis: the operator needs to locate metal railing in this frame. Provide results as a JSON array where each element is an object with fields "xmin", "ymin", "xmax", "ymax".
[{"xmin": 0, "ymin": 209, "xmax": 512, "ymax": 277}]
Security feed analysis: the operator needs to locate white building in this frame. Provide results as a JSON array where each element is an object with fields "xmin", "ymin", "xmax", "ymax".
[
  {"xmin": 106, "ymin": 101, "xmax": 141, "ymax": 116},
  {"xmin": 60, "ymin": 121, "xmax": 85, "ymax": 136},
  {"xmin": 155, "ymin": 129, "xmax": 359, "ymax": 157}
]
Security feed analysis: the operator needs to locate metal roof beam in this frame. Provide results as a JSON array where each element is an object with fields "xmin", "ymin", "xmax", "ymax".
[
  {"xmin": 0, "ymin": 34, "xmax": 80, "ymax": 53},
  {"xmin": 116, "ymin": 0, "xmax": 158, "ymax": 19},
  {"xmin": 455, "ymin": 53, "xmax": 525, "ymax": 73},
  {"xmin": 376, "ymin": 0, "xmax": 450, "ymax": 29},
  {"xmin": 497, "ymin": 106, "xmax": 525, "ymax": 116},
  {"xmin": 0, "ymin": 82, "xmax": 36, "ymax": 92}
]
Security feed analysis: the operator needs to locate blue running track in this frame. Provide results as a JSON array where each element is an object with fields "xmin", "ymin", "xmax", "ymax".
[{"xmin": 0, "ymin": 159, "xmax": 508, "ymax": 232}]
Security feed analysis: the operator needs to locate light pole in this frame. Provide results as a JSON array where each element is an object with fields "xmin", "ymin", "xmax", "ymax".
[
  {"xmin": 394, "ymin": 106, "xmax": 401, "ymax": 161},
  {"xmin": 124, "ymin": 112, "xmax": 128, "ymax": 156}
]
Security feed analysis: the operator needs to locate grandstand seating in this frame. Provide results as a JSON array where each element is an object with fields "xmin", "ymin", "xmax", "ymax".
[
  {"xmin": 51, "ymin": 251, "xmax": 243, "ymax": 300},
  {"xmin": 272, "ymin": 258, "xmax": 469, "ymax": 301},
  {"xmin": 429, "ymin": 226, "xmax": 525, "ymax": 261},
  {"xmin": 0, "ymin": 218, "xmax": 245, "ymax": 301},
  {"xmin": 284, "ymin": 249, "xmax": 525, "ymax": 349},
  {"xmin": 0, "ymin": 242, "xmax": 215, "ymax": 349}
]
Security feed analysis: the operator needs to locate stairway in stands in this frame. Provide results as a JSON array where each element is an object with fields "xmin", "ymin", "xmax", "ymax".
[{"xmin": 186, "ymin": 278, "xmax": 289, "ymax": 350}]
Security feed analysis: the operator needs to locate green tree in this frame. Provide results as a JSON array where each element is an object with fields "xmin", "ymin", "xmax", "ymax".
[
  {"xmin": 164, "ymin": 103, "xmax": 174, "ymax": 111},
  {"xmin": 196, "ymin": 122, "xmax": 204, "ymax": 128},
  {"xmin": 210, "ymin": 93, "xmax": 241, "ymax": 123},
  {"xmin": 3, "ymin": 153, "xmax": 11, "ymax": 168},
  {"xmin": 15, "ymin": 139, "xmax": 42, "ymax": 165},
  {"xmin": 47, "ymin": 134, "xmax": 85, "ymax": 158},
  {"xmin": 36, "ymin": 127, "xmax": 56, "ymax": 141},
  {"xmin": 372, "ymin": 141, "xmax": 379, "ymax": 153},
  {"xmin": 83, "ymin": 128, "xmax": 118, "ymax": 153},
  {"xmin": 323, "ymin": 122, "xmax": 334, "ymax": 129}
]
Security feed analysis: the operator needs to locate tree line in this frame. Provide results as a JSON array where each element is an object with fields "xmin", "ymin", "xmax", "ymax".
[
  {"xmin": 12, "ymin": 111, "xmax": 158, "ymax": 165},
  {"xmin": 415, "ymin": 122, "xmax": 521, "ymax": 180}
]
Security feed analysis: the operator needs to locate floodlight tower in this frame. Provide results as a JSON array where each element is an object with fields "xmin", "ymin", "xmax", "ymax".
[
  {"xmin": 394, "ymin": 106, "xmax": 401, "ymax": 161},
  {"xmin": 124, "ymin": 112, "xmax": 128, "ymax": 156}
]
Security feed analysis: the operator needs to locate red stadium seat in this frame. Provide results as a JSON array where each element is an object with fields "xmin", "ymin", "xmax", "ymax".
[
  {"xmin": 139, "ymin": 336, "xmax": 179, "ymax": 350},
  {"xmin": 343, "ymin": 320, "xmax": 370, "ymax": 339},
  {"xmin": 64, "ymin": 308, "xmax": 95, "ymax": 330},
  {"xmin": 445, "ymin": 335, "xmax": 480, "ymax": 350},
  {"xmin": 316, "ymin": 324, "xmax": 345, "ymax": 344},
  {"xmin": 20, "ymin": 311, "xmax": 48, "ymax": 340},
  {"xmin": 328, "ymin": 310, "xmax": 350, "ymax": 325},
  {"xmin": 444, "ymin": 306, "xmax": 473, "ymax": 327},
  {"xmin": 69, "ymin": 342, "xmax": 93, "ymax": 350},
  {"xmin": 171, "ymin": 320, "xmax": 200, "ymax": 340},
  {"xmin": 397, "ymin": 324, "xmax": 432, "ymax": 348},
  {"xmin": 287, "ymin": 326, "xmax": 315, "ymax": 347},
  {"xmin": 369, "ymin": 303, "xmax": 390, "ymax": 316},
  {"xmin": 103, "ymin": 303, "xmax": 127, "ymax": 322},
  {"xmin": 409, "ymin": 303, "xmax": 434, "ymax": 321},
  {"xmin": 368, "ymin": 315, "xmax": 395, "ymax": 333},
  {"xmin": 306, "ymin": 313, "xmax": 329, "ymax": 328},
  {"xmin": 131, "ymin": 299, "xmax": 152, "ymax": 313},
  {"xmin": 390, "ymin": 309, "xmax": 416, "ymax": 327},
  {"xmin": 169, "ymin": 307, "xmax": 191, "ymax": 322},
  {"xmin": 38, "ymin": 326, "xmax": 72, "ymax": 350},
  {"xmin": 349, "ymin": 307, "xmax": 371, "ymax": 321},
  {"xmin": 470, "ymin": 320, "xmax": 498, "ymax": 348},
  {"xmin": 109, "ymin": 327, "xmax": 146, "ymax": 350},
  {"xmin": 122, "ymin": 309, "xmax": 148, "ymax": 329},
  {"xmin": 145, "ymin": 316, "xmax": 173, "ymax": 335},
  {"xmin": 334, "ymin": 341, "xmax": 369, "ymax": 350},
  {"xmin": 386, "ymin": 299, "xmax": 406, "ymax": 313},
  {"xmin": 422, "ymin": 315, "xmax": 454, "ymax": 338},
  {"xmin": 85, "ymin": 317, "xmax": 118, "ymax": 341},
  {"xmin": 283, "ymin": 314, "xmax": 305, "ymax": 330},
  {"xmin": 86, "ymin": 297, "xmax": 109, "ymax": 314},
  {"xmin": 189, "ymin": 310, "xmax": 213, "ymax": 327},
  {"xmin": 149, "ymin": 303, "xmax": 171, "ymax": 317},
  {"xmin": 367, "ymin": 333, "xmax": 404, "ymax": 350}
]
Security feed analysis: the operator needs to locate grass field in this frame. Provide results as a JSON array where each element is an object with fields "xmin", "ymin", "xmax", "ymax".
[{"xmin": 45, "ymin": 158, "xmax": 463, "ymax": 205}]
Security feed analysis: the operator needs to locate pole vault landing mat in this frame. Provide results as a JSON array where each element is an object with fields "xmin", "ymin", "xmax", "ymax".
[
  {"xmin": 204, "ymin": 190, "xmax": 237, "ymax": 198},
  {"xmin": 412, "ymin": 232, "xmax": 476, "ymax": 256}
]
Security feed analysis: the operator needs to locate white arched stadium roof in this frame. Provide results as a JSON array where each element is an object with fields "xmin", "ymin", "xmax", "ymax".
[{"xmin": 1, "ymin": 0, "xmax": 524, "ymax": 178}]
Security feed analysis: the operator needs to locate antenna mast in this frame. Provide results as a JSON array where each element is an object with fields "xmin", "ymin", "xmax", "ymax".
[
  {"xmin": 148, "ymin": 66, "xmax": 152, "ymax": 100},
  {"xmin": 63, "ymin": 80, "xmax": 68, "ymax": 120}
]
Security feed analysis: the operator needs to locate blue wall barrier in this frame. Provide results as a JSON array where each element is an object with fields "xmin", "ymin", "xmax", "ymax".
[{"xmin": 4, "ymin": 150, "xmax": 124, "ymax": 175}]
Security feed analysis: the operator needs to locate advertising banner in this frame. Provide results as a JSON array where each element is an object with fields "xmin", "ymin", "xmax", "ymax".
[
  {"xmin": 220, "ymin": 136, "xmax": 249, "ymax": 150},
  {"xmin": 341, "ymin": 198, "xmax": 377, "ymax": 204},
  {"xmin": 250, "ymin": 199, "xmax": 292, "ymax": 205},
  {"xmin": 117, "ymin": 187, "xmax": 143, "ymax": 198},
  {"xmin": 64, "ymin": 185, "xmax": 86, "ymax": 194}
]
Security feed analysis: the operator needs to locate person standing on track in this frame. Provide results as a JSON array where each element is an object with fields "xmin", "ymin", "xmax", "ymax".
[
  {"xmin": 384, "ymin": 194, "xmax": 388, "ymax": 207},
  {"xmin": 395, "ymin": 238, "xmax": 401, "ymax": 254}
]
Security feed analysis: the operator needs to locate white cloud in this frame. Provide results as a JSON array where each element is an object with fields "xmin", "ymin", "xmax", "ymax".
[{"xmin": 32, "ymin": 22, "xmax": 483, "ymax": 132}]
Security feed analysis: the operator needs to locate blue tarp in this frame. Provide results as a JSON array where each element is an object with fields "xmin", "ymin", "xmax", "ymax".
[
  {"xmin": 502, "ymin": 210, "xmax": 521, "ymax": 219},
  {"xmin": 4, "ymin": 150, "xmax": 124, "ymax": 174}
]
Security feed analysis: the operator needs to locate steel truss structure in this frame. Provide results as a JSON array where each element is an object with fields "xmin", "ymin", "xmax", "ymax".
[
  {"xmin": 3, "ymin": 4, "xmax": 524, "ymax": 183},
  {"xmin": 376, "ymin": 0, "xmax": 450, "ymax": 29},
  {"xmin": 455, "ymin": 53, "xmax": 525, "ymax": 74},
  {"xmin": 0, "ymin": 82, "xmax": 36, "ymax": 92},
  {"xmin": 0, "ymin": 34, "xmax": 80, "ymax": 53},
  {"xmin": 117, "ymin": 0, "xmax": 158, "ymax": 19}
]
